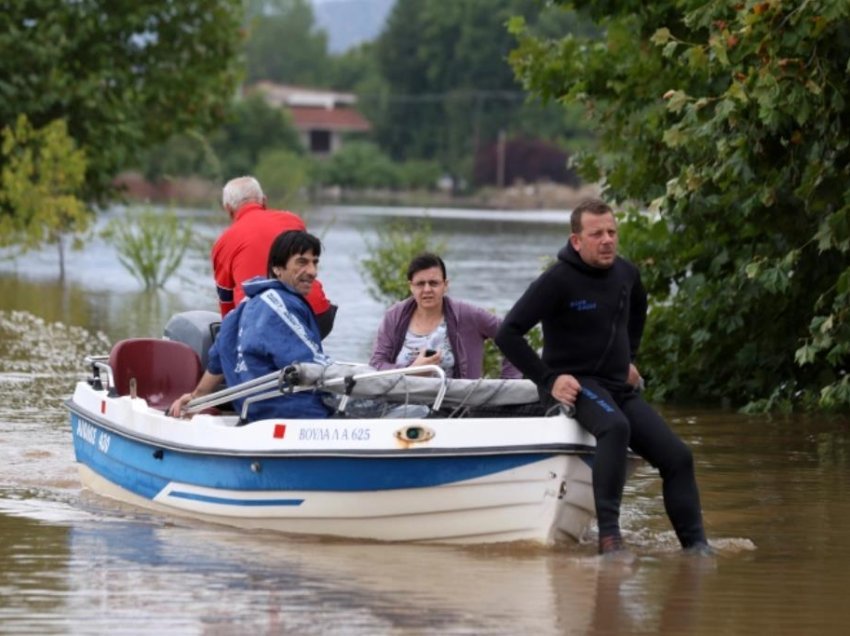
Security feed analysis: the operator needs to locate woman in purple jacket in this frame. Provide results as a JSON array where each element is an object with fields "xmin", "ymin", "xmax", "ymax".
[{"xmin": 369, "ymin": 253, "xmax": 521, "ymax": 379}]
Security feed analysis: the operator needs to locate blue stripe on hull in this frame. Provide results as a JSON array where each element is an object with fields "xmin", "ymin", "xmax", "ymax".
[
  {"xmin": 70, "ymin": 413, "xmax": 556, "ymax": 503},
  {"xmin": 169, "ymin": 491, "xmax": 305, "ymax": 506}
]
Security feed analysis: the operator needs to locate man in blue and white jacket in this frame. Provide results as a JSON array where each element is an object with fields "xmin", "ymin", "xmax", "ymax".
[{"xmin": 170, "ymin": 230, "xmax": 331, "ymax": 421}]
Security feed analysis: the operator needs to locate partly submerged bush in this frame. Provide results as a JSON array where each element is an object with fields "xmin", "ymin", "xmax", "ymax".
[
  {"xmin": 102, "ymin": 206, "xmax": 191, "ymax": 290},
  {"xmin": 360, "ymin": 219, "xmax": 444, "ymax": 305}
]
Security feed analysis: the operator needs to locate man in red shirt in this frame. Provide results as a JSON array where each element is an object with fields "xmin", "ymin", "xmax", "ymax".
[{"xmin": 212, "ymin": 176, "xmax": 337, "ymax": 337}]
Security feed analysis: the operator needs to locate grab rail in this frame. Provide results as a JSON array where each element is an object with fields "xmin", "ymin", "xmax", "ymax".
[
  {"xmin": 181, "ymin": 369, "xmax": 282, "ymax": 414},
  {"xmin": 84, "ymin": 355, "xmax": 114, "ymax": 392}
]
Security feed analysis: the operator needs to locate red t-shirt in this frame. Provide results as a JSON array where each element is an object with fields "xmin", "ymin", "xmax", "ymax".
[{"xmin": 211, "ymin": 202, "xmax": 331, "ymax": 317}]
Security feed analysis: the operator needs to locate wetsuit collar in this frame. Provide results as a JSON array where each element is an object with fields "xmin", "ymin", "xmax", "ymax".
[{"xmin": 557, "ymin": 242, "xmax": 613, "ymax": 277}]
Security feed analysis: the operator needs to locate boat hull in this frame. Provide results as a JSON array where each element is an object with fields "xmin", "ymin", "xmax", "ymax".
[{"xmin": 67, "ymin": 382, "xmax": 612, "ymax": 545}]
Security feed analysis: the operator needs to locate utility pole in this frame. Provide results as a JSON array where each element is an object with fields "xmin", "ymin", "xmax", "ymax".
[{"xmin": 496, "ymin": 129, "xmax": 506, "ymax": 188}]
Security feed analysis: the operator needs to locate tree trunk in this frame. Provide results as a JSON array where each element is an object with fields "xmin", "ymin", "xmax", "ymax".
[{"xmin": 57, "ymin": 236, "xmax": 66, "ymax": 282}]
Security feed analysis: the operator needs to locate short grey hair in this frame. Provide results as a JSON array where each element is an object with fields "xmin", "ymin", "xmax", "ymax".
[{"xmin": 222, "ymin": 176, "xmax": 264, "ymax": 211}]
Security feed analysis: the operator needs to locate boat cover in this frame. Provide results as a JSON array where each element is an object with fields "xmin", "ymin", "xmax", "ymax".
[{"xmin": 288, "ymin": 362, "xmax": 541, "ymax": 408}]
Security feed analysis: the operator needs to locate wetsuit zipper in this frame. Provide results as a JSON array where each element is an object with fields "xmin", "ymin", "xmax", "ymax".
[{"xmin": 592, "ymin": 285, "xmax": 627, "ymax": 374}]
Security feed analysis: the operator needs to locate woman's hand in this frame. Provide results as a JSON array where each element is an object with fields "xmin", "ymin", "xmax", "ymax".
[{"xmin": 411, "ymin": 348, "xmax": 442, "ymax": 368}]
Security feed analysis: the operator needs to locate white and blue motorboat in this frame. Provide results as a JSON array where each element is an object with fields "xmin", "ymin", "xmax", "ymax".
[{"xmin": 65, "ymin": 312, "xmax": 638, "ymax": 545}]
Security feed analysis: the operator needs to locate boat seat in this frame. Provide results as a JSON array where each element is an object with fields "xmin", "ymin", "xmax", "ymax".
[{"xmin": 108, "ymin": 338, "xmax": 203, "ymax": 409}]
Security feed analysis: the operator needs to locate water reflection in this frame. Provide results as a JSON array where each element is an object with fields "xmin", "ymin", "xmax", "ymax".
[
  {"xmin": 43, "ymin": 511, "xmax": 604, "ymax": 634},
  {"xmin": 582, "ymin": 556, "xmax": 718, "ymax": 636},
  {"xmin": 0, "ymin": 274, "xmax": 205, "ymax": 346},
  {"xmin": 0, "ymin": 497, "xmax": 739, "ymax": 635},
  {"xmin": 0, "ymin": 506, "xmax": 71, "ymax": 624}
]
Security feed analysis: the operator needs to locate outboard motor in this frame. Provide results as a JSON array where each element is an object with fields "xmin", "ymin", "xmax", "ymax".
[{"xmin": 163, "ymin": 310, "xmax": 221, "ymax": 370}]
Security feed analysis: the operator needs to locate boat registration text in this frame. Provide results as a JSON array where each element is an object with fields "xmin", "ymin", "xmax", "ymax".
[
  {"xmin": 76, "ymin": 419, "xmax": 111, "ymax": 453},
  {"xmin": 298, "ymin": 426, "xmax": 371, "ymax": 442}
]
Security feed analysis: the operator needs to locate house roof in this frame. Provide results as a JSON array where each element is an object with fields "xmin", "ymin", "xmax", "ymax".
[
  {"xmin": 247, "ymin": 81, "xmax": 372, "ymax": 133},
  {"xmin": 289, "ymin": 106, "xmax": 372, "ymax": 133},
  {"xmin": 250, "ymin": 81, "xmax": 358, "ymax": 109}
]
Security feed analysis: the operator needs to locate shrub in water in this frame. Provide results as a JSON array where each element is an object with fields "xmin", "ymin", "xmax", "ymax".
[
  {"xmin": 102, "ymin": 207, "xmax": 192, "ymax": 290},
  {"xmin": 360, "ymin": 220, "xmax": 445, "ymax": 304}
]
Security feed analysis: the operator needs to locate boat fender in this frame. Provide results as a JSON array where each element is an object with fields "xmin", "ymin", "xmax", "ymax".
[{"xmin": 394, "ymin": 425, "xmax": 435, "ymax": 444}]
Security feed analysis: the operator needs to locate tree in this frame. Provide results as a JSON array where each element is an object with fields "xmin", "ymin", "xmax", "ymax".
[
  {"xmin": 372, "ymin": 0, "xmax": 597, "ymax": 184},
  {"xmin": 244, "ymin": 0, "xmax": 332, "ymax": 86},
  {"xmin": 329, "ymin": 41, "xmax": 384, "ymax": 92},
  {"xmin": 136, "ymin": 131, "xmax": 222, "ymax": 183},
  {"xmin": 0, "ymin": 1, "xmax": 243, "ymax": 205},
  {"xmin": 510, "ymin": 1, "xmax": 850, "ymax": 411},
  {"xmin": 0, "ymin": 116, "xmax": 88, "ymax": 280},
  {"xmin": 254, "ymin": 148, "xmax": 311, "ymax": 211},
  {"xmin": 315, "ymin": 142, "xmax": 399, "ymax": 190},
  {"xmin": 374, "ymin": 0, "xmax": 519, "ymax": 170},
  {"xmin": 209, "ymin": 94, "xmax": 304, "ymax": 180}
]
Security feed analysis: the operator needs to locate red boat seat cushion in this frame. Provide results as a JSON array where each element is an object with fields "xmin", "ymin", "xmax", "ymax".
[{"xmin": 108, "ymin": 338, "xmax": 203, "ymax": 409}]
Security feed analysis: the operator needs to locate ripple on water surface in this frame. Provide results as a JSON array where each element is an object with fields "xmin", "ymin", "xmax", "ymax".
[{"xmin": 0, "ymin": 310, "xmax": 109, "ymax": 501}]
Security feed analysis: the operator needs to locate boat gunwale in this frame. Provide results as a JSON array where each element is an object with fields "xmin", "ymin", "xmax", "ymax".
[{"xmin": 65, "ymin": 396, "xmax": 598, "ymax": 460}]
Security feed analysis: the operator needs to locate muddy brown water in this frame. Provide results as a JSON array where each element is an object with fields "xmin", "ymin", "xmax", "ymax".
[{"xmin": 1, "ymin": 206, "xmax": 848, "ymax": 634}]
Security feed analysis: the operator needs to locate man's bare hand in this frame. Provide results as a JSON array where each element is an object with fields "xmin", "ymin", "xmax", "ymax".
[
  {"xmin": 627, "ymin": 363, "xmax": 643, "ymax": 389},
  {"xmin": 551, "ymin": 374, "xmax": 581, "ymax": 405},
  {"xmin": 168, "ymin": 393, "xmax": 193, "ymax": 418}
]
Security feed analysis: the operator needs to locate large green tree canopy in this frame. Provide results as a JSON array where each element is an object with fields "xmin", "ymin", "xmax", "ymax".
[
  {"xmin": 244, "ymin": 0, "xmax": 332, "ymax": 86},
  {"xmin": 209, "ymin": 94, "xmax": 303, "ymax": 180},
  {"xmin": 511, "ymin": 1, "xmax": 850, "ymax": 411},
  {"xmin": 0, "ymin": 0, "xmax": 243, "ymax": 206},
  {"xmin": 372, "ymin": 0, "xmax": 596, "ymax": 178}
]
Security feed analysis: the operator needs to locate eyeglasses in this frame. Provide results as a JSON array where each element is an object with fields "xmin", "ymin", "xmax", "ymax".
[{"xmin": 411, "ymin": 280, "xmax": 444, "ymax": 289}]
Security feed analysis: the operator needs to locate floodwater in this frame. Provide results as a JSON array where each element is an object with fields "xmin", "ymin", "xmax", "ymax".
[{"xmin": 1, "ymin": 205, "xmax": 849, "ymax": 635}]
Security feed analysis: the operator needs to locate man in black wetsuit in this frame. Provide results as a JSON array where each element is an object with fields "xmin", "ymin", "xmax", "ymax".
[{"xmin": 495, "ymin": 197, "xmax": 710, "ymax": 558}]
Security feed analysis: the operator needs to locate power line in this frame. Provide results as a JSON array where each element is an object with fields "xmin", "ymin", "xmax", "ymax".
[{"xmin": 356, "ymin": 89, "xmax": 529, "ymax": 104}]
